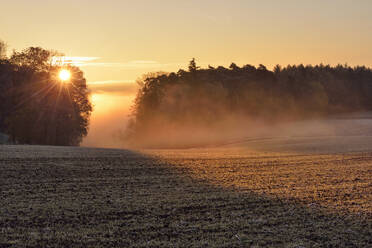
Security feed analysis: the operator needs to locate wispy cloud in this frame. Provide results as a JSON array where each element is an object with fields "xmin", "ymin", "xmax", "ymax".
[
  {"xmin": 51, "ymin": 56, "xmax": 100, "ymax": 66},
  {"xmin": 88, "ymin": 80, "xmax": 135, "ymax": 85},
  {"xmin": 81, "ymin": 61, "xmax": 183, "ymax": 69},
  {"xmin": 87, "ymin": 80, "xmax": 138, "ymax": 95},
  {"xmin": 53, "ymin": 56, "xmax": 184, "ymax": 69}
]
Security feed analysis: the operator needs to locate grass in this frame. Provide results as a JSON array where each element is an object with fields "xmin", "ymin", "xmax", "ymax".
[{"xmin": 0, "ymin": 145, "xmax": 371, "ymax": 247}]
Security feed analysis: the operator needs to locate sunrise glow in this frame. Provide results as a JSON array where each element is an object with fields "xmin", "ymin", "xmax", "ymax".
[
  {"xmin": 59, "ymin": 69, "xmax": 71, "ymax": 81},
  {"xmin": 2, "ymin": 1, "xmax": 372, "ymax": 247}
]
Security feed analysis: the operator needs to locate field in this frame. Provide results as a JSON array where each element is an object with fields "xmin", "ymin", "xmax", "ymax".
[{"xmin": 1, "ymin": 117, "xmax": 372, "ymax": 247}]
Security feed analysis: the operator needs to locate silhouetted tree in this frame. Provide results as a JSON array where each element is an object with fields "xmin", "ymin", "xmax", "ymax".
[
  {"xmin": 188, "ymin": 58, "xmax": 199, "ymax": 72},
  {"xmin": 126, "ymin": 61, "xmax": 372, "ymax": 146},
  {"xmin": 0, "ymin": 40, "xmax": 6, "ymax": 59},
  {"xmin": 0, "ymin": 44, "xmax": 92, "ymax": 146},
  {"xmin": 0, "ymin": 59, "xmax": 13, "ymax": 134}
]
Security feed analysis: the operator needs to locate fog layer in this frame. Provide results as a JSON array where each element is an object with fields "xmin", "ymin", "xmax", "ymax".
[{"xmin": 124, "ymin": 62, "xmax": 372, "ymax": 149}]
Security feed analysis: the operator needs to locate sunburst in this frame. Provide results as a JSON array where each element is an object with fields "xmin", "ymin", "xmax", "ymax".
[{"xmin": 59, "ymin": 69, "xmax": 71, "ymax": 82}]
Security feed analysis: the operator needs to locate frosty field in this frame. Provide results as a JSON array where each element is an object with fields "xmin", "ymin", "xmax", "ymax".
[{"xmin": 1, "ymin": 130, "xmax": 372, "ymax": 247}]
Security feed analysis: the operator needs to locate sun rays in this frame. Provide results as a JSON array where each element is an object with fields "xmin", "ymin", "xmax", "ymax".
[{"xmin": 59, "ymin": 69, "xmax": 71, "ymax": 82}]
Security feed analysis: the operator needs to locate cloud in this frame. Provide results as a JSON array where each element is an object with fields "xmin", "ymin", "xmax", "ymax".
[
  {"xmin": 87, "ymin": 80, "xmax": 139, "ymax": 95},
  {"xmin": 51, "ymin": 56, "xmax": 100, "ymax": 66},
  {"xmin": 80, "ymin": 60, "xmax": 183, "ymax": 69},
  {"xmin": 53, "ymin": 56, "xmax": 184, "ymax": 70},
  {"xmin": 88, "ymin": 80, "xmax": 134, "ymax": 85}
]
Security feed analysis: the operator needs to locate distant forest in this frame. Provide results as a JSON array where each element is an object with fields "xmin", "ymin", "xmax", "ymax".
[
  {"xmin": 0, "ymin": 41, "xmax": 91, "ymax": 146},
  {"xmin": 127, "ymin": 59, "xmax": 372, "ymax": 145}
]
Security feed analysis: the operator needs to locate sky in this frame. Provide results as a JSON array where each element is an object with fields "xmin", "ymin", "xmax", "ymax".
[{"xmin": 1, "ymin": 0, "xmax": 372, "ymax": 147}]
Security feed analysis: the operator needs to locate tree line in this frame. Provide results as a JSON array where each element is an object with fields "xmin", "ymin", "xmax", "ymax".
[
  {"xmin": 126, "ymin": 59, "xmax": 372, "ymax": 146},
  {"xmin": 0, "ymin": 41, "xmax": 92, "ymax": 146}
]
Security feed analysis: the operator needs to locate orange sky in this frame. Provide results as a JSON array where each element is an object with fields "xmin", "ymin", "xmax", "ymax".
[{"xmin": 1, "ymin": 0, "xmax": 372, "ymax": 148}]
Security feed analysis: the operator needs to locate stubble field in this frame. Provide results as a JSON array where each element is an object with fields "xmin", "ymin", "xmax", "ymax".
[{"xmin": 1, "ymin": 118, "xmax": 372, "ymax": 247}]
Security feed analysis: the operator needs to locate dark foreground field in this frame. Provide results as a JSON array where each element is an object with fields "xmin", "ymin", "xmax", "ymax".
[{"xmin": 0, "ymin": 143, "xmax": 371, "ymax": 247}]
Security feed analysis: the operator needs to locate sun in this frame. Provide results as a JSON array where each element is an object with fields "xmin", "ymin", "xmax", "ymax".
[{"xmin": 59, "ymin": 69, "xmax": 71, "ymax": 81}]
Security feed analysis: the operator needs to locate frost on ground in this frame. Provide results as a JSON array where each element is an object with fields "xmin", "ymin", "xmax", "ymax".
[{"xmin": 0, "ymin": 115, "xmax": 372, "ymax": 247}]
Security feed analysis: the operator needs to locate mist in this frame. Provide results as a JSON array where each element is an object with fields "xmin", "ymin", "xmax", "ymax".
[
  {"xmin": 123, "ymin": 62, "xmax": 372, "ymax": 149},
  {"xmin": 81, "ymin": 62, "xmax": 372, "ymax": 150},
  {"xmin": 123, "ymin": 110, "xmax": 372, "ymax": 152},
  {"xmin": 82, "ymin": 92, "xmax": 135, "ymax": 149}
]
